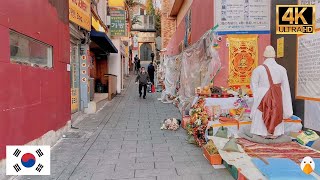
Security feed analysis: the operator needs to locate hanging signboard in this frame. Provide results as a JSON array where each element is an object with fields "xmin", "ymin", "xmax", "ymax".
[
  {"xmin": 214, "ymin": 0, "xmax": 270, "ymax": 34},
  {"xmin": 110, "ymin": 10, "xmax": 126, "ymax": 37},
  {"xmin": 300, "ymin": 0, "xmax": 320, "ymax": 29},
  {"xmin": 69, "ymin": 0, "xmax": 91, "ymax": 31},
  {"xmin": 296, "ymin": 31, "xmax": 320, "ymax": 101}
]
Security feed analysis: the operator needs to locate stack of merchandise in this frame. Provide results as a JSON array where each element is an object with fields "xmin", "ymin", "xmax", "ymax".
[{"xmin": 296, "ymin": 129, "xmax": 320, "ymax": 147}]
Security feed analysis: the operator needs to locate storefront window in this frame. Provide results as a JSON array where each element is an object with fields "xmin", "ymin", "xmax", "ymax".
[{"xmin": 9, "ymin": 30, "xmax": 53, "ymax": 68}]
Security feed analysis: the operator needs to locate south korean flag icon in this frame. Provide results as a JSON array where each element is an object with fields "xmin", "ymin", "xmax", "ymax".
[{"xmin": 6, "ymin": 146, "xmax": 50, "ymax": 175}]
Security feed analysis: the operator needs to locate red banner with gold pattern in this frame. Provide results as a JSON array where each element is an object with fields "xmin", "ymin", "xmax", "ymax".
[{"xmin": 228, "ymin": 35, "xmax": 258, "ymax": 86}]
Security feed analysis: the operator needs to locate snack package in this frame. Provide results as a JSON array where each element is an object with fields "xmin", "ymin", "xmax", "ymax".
[{"xmin": 297, "ymin": 129, "xmax": 320, "ymax": 145}]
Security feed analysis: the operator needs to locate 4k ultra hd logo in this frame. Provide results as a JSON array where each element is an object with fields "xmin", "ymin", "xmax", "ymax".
[{"xmin": 276, "ymin": 5, "xmax": 316, "ymax": 34}]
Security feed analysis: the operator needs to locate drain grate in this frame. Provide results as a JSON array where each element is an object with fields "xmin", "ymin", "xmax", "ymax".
[{"xmin": 63, "ymin": 130, "xmax": 92, "ymax": 139}]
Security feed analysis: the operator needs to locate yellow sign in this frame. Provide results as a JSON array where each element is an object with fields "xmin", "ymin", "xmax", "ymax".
[
  {"xmin": 277, "ymin": 37, "xmax": 284, "ymax": 58},
  {"xmin": 92, "ymin": 16, "xmax": 106, "ymax": 32},
  {"xmin": 276, "ymin": 5, "xmax": 315, "ymax": 34},
  {"xmin": 71, "ymin": 88, "xmax": 79, "ymax": 113},
  {"xmin": 228, "ymin": 35, "xmax": 258, "ymax": 86},
  {"xmin": 69, "ymin": 0, "xmax": 91, "ymax": 31},
  {"xmin": 125, "ymin": 46, "xmax": 129, "ymax": 57},
  {"xmin": 109, "ymin": 0, "xmax": 125, "ymax": 7}
]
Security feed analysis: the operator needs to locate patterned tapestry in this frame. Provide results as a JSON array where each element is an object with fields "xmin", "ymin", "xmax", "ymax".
[{"xmin": 228, "ymin": 35, "xmax": 258, "ymax": 86}]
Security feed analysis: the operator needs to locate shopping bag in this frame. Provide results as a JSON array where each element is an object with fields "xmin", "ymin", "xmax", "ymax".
[{"xmin": 151, "ymin": 85, "xmax": 155, "ymax": 93}]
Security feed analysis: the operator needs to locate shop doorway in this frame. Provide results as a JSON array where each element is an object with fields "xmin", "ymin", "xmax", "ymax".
[{"xmin": 140, "ymin": 43, "xmax": 152, "ymax": 61}]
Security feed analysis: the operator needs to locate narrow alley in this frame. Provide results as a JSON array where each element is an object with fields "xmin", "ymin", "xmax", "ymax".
[{"xmin": 16, "ymin": 73, "xmax": 232, "ymax": 180}]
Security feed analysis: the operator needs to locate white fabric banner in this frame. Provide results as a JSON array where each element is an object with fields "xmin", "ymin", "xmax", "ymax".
[
  {"xmin": 304, "ymin": 100, "xmax": 320, "ymax": 132},
  {"xmin": 297, "ymin": 31, "xmax": 320, "ymax": 100}
]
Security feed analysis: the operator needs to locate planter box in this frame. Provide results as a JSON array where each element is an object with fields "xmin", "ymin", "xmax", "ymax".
[{"xmin": 202, "ymin": 147, "xmax": 222, "ymax": 165}]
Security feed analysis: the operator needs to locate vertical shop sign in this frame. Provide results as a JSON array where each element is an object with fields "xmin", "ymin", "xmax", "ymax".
[
  {"xmin": 79, "ymin": 44, "xmax": 89, "ymax": 108},
  {"xmin": 110, "ymin": 10, "xmax": 126, "ymax": 36}
]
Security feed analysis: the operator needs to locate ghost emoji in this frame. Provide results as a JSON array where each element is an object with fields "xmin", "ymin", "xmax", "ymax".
[{"xmin": 300, "ymin": 156, "xmax": 315, "ymax": 174}]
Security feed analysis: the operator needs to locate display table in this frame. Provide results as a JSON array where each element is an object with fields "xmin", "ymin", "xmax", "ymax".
[
  {"xmin": 192, "ymin": 97, "xmax": 254, "ymax": 110},
  {"xmin": 209, "ymin": 136, "xmax": 267, "ymax": 180},
  {"xmin": 206, "ymin": 119, "xmax": 302, "ymax": 139}
]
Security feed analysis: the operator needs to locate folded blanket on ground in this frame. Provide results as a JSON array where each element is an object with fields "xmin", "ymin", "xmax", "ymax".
[
  {"xmin": 238, "ymin": 131, "xmax": 292, "ymax": 144},
  {"xmin": 238, "ymin": 138, "xmax": 320, "ymax": 163}
]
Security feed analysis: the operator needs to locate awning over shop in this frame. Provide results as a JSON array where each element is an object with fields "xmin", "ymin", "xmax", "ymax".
[{"xmin": 90, "ymin": 30, "xmax": 118, "ymax": 53}]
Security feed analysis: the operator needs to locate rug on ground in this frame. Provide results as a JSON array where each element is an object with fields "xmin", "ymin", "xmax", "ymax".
[{"xmin": 237, "ymin": 138, "xmax": 320, "ymax": 163}]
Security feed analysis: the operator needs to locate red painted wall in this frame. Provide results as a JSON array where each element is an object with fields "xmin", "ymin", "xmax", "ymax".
[
  {"xmin": 165, "ymin": 0, "xmax": 271, "ymax": 87},
  {"xmin": 0, "ymin": 0, "xmax": 70, "ymax": 159}
]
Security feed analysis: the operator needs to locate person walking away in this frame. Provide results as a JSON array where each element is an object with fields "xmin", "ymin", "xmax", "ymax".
[
  {"xmin": 137, "ymin": 59, "xmax": 141, "ymax": 72},
  {"xmin": 250, "ymin": 45, "xmax": 293, "ymax": 138},
  {"xmin": 151, "ymin": 52, "xmax": 155, "ymax": 62},
  {"xmin": 147, "ymin": 62, "xmax": 155, "ymax": 85},
  {"xmin": 136, "ymin": 67, "xmax": 150, "ymax": 99},
  {"xmin": 134, "ymin": 55, "xmax": 140, "ymax": 74}
]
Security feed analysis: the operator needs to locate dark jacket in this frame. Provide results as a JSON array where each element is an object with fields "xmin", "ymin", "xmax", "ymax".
[
  {"xmin": 147, "ymin": 64, "xmax": 155, "ymax": 77},
  {"xmin": 136, "ymin": 72, "xmax": 150, "ymax": 85},
  {"xmin": 134, "ymin": 56, "xmax": 139, "ymax": 63}
]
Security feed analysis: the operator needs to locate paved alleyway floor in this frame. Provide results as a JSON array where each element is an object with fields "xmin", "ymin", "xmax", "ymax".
[{"xmin": 16, "ymin": 74, "xmax": 233, "ymax": 180}]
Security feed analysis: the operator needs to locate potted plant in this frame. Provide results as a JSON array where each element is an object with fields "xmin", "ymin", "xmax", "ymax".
[{"xmin": 203, "ymin": 140, "xmax": 222, "ymax": 165}]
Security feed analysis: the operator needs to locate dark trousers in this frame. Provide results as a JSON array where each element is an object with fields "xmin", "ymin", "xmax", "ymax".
[
  {"xmin": 139, "ymin": 84, "xmax": 147, "ymax": 97},
  {"xmin": 150, "ymin": 76, "xmax": 154, "ymax": 85}
]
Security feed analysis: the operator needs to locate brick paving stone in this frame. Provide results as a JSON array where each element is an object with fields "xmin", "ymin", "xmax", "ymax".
[
  {"xmin": 135, "ymin": 169, "xmax": 177, "ymax": 178},
  {"xmin": 115, "ymin": 162, "xmax": 154, "ymax": 170},
  {"xmin": 15, "ymin": 73, "xmax": 233, "ymax": 180}
]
